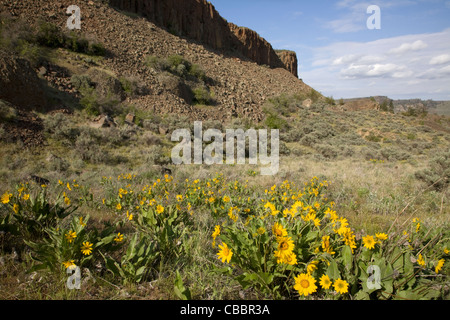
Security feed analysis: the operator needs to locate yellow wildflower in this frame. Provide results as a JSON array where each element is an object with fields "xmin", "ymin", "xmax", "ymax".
[
  {"xmin": 62, "ymin": 260, "xmax": 76, "ymax": 270},
  {"xmin": 114, "ymin": 233, "xmax": 124, "ymax": 243},
  {"xmin": 272, "ymin": 222, "xmax": 288, "ymax": 239},
  {"xmin": 435, "ymin": 259, "xmax": 445, "ymax": 274},
  {"xmin": 156, "ymin": 205, "xmax": 164, "ymax": 214},
  {"xmin": 217, "ymin": 242, "xmax": 233, "ymax": 263},
  {"xmin": 81, "ymin": 241, "xmax": 93, "ymax": 256},
  {"xmin": 307, "ymin": 260, "xmax": 319, "ymax": 274},
  {"xmin": 65, "ymin": 231, "xmax": 77, "ymax": 243},
  {"xmin": 293, "ymin": 273, "xmax": 317, "ymax": 297},
  {"xmin": 321, "ymin": 235, "xmax": 335, "ymax": 255},
  {"xmin": 333, "ymin": 279, "xmax": 349, "ymax": 294},
  {"xmin": 417, "ymin": 254, "xmax": 425, "ymax": 267},
  {"xmin": 126, "ymin": 210, "xmax": 133, "ymax": 221},
  {"xmin": 274, "ymin": 237, "xmax": 295, "ymax": 260},
  {"xmin": 1, "ymin": 192, "xmax": 12, "ymax": 204},
  {"xmin": 362, "ymin": 235, "xmax": 376, "ymax": 250},
  {"xmin": 319, "ymin": 274, "xmax": 332, "ymax": 290},
  {"xmin": 375, "ymin": 233, "xmax": 388, "ymax": 241}
]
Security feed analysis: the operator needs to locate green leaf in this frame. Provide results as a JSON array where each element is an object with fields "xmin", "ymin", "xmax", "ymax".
[
  {"xmin": 326, "ymin": 259, "xmax": 340, "ymax": 280},
  {"xmin": 174, "ymin": 271, "xmax": 191, "ymax": 300},
  {"xmin": 342, "ymin": 245, "xmax": 353, "ymax": 270},
  {"xmin": 354, "ymin": 290, "xmax": 371, "ymax": 300},
  {"xmin": 136, "ymin": 266, "xmax": 146, "ymax": 277},
  {"xmin": 126, "ymin": 233, "xmax": 138, "ymax": 259}
]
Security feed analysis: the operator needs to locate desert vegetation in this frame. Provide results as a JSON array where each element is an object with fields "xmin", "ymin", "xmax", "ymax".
[
  {"xmin": 1, "ymin": 91, "xmax": 449, "ymax": 300},
  {"xmin": 0, "ymin": 4, "xmax": 449, "ymax": 301}
]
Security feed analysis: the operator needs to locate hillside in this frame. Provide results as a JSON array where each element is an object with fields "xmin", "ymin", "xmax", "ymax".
[{"xmin": 0, "ymin": 0, "xmax": 309, "ymax": 123}]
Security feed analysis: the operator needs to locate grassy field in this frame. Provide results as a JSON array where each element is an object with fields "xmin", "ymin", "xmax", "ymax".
[{"xmin": 1, "ymin": 91, "xmax": 449, "ymax": 300}]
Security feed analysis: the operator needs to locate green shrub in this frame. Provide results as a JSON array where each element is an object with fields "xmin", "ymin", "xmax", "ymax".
[
  {"xmin": 0, "ymin": 100, "xmax": 17, "ymax": 123},
  {"xmin": 79, "ymin": 87, "xmax": 101, "ymax": 116},
  {"xmin": 145, "ymin": 55, "xmax": 169, "ymax": 71},
  {"xmin": 145, "ymin": 54, "xmax": 206, "ymax": 81},
  {"xmin": 265, "ymin": 114, "xmax": 288, "ymax": 130},
  {"xmin": 119, "ymin": 76, "xmax": 147, "ymax": 98},
  {"xmin": 366, "ymin": 134, "xmax": 382, "ymax": 143},
  {"xmin": 71, "ymin": 74, "xmax": 93, "ymax": 91},
  {"xmin": 35, "ymin": 22, "xmax": 105, "ymax": 56},
  {"xmin": 43, "ymin": 113, "xmax": 80, "ymax": 146},
  {"xmin": 192, "ymin": 86, "xmax": 214, "ymax": 105},
  {"xmin": 87, "ymin": 42, "xmax": 105, "ymax": 56},
  {"xmin": 36, "ymin": 22, "xmax": 65, "ymax": 48},
  {"xmin": 17, "ymin": 40, "xmax": 47, "ymax": 68},
  {"xmin": 415, "ymin": 151, "xmax": 450, "ymax": 191},
  {"xmin": 189, "ymin": 64, "xmax": 206, "ymax": 81},
  {"xmin": 325, "ymin": 96, "xmax": 336, "ymax": 106}
]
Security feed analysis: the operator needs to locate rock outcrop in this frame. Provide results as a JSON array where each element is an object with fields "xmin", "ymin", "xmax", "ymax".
[
  {"xmin": 108, "ymin": 0, "xmax": 298, "ymax": 77},
  {"xmin": 0, "ymin": 50, "xmax": 47, "ymax": 110},
  {"xmin": 228, "ymin": 24, "xmax": 285, "ymax": 70},
  {"xmin": 340, "ymin": 98, "xmax": 380, "ymax": 112}
]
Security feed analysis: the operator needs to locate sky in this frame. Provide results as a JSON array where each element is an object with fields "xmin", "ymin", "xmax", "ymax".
[{"xmin": 210, "ymin": 0, "xmax": 450, "ymax": 100}]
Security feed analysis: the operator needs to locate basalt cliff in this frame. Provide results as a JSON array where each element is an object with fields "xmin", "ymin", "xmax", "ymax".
[{"xmin": 109, "ymin": 0, "xmax": 298, "ymax": 77}]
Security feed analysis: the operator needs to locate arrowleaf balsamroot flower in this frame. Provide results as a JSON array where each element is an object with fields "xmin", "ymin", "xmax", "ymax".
[
  {"xmin": 376, "ymin": 233, "xmax": 388, "ymax": 241},
  {"xmin": 274, "ymin": 237, "xmax": 295, "ymax": 260},
  {"xmin": 417, "ymin": 254, "xmax": 425, "ymax": 267},
  {"xmin": 1, "ymin": 192, "xmax": 12, "ymax": 204},
  {"xmin": 217, "ymin": 242, "xmax": 233, "ymax": 263},
  {"xmin": 126, "ymin": 210, "xmax": 133, "ymax": 221},
  {"xmin": 435, "ymin": 259, "xmax": 445, "ymax": 274},
  {"xmin": 321, "ymin": 235, "xmax": 335, "ymax": 255},
  {"xmin": 211, "ymin": 225, "xmax": 221, "ymax": 248},
  {"xmin": 319, "ymin": 274, "xmax": 332, "ymax": 290},
  {"xmin": 293, "ymin": 273, "xmax": 317, "ymax": 297},
  {"xmin": 62, "ymin": 260, "xmax": 76, "ymax": 270},
  {"xmin": 156, "ymin": 205, "xmax": 164, "ymax": 214},
  {"xmin": 333, "ymin": 279, "xmax": 349, "ymax": 294},
  {"xmin": 272, "ymin": 222, "xmax": 287, "ymax": 239},
  {"xmin": 65, "ymin": 231, "xmax": 77, "ymax": 243},
  {"xmin": 81, "ymin": 241, "xmax": 93, "ymax": 256},
  {"xmin": 114, "ymin": 233, "xmax": 124, "ymax": 242},
  {"xmin": 362, "ymin": 235, "xmax": 376, "ymax": 250},
  {"xmin": 306, "ymin": 260, "xmax": 319, "ymax": 274}
]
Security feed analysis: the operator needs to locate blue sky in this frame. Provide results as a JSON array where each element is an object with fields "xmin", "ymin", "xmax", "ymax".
[{"xmin": 210, "ymin": 0, "xmax": 450, "ymax": 100}]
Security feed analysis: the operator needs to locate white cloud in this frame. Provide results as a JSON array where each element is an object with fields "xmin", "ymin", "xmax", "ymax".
[
  {"xmin": 340, "ymin": 63, "xmax": 409, "ymax": 78},
  {"xmin": 429, "ymin": 54, "xmax": 450, "ymax": 65},
  {"xmin": 388, "ymin": 40, "xmax": 428, "ymax": 54},
  {"xmin": 301, "ymin": 29, "xmax": 450, "ymax": 99}
]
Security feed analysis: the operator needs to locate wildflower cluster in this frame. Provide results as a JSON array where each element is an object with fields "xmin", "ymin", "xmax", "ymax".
[
  {"xmin": 1, "ymin": 174, "xmax": 448, "ymax": 299},
  {"xmin": 212, "ymin": 177, "xmax": 449, "ymax": 299}
]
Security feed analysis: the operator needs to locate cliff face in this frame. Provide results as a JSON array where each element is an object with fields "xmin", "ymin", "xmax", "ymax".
[
  {"xmin": 276, "ymin": 50, "xmax": 298, "ymax": 78},
  {"xmin": 109, "ymin": 0, "xmax": 298, "ymax": 77},
  {"xmin": 228, "ymin": 24, "xmax": 284, "ymax": 69}
]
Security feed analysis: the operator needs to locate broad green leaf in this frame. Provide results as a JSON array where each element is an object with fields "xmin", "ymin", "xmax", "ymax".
[
  {"xmin": 326, "ymin": 259, "xmax": 340, "ymax": 280},
  {"xmin": 342, "ymin": 245, "xmax": 353, "ymax": 270}
]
